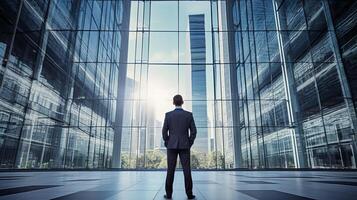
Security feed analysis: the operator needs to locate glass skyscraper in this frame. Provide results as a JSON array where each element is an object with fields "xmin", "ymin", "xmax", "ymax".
[
  {"xmin": 0, "ymin": 0, "xmax": 130, "ymax": 169},
  {"xmin": 232, "ymin": 0, "xmax": 357, "ymax": 168},
  {"xmin": 189, "ymin": 14, "xmax": 209, "ymax": 153},
  {"xmin": 0, "ymin": 0, "xmax": 356, "ymax": 170}
]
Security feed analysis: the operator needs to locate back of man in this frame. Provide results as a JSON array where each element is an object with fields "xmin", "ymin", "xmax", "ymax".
[{"xmin": 162, "ymin": 95, "xmax": 196, "ymax": 200}]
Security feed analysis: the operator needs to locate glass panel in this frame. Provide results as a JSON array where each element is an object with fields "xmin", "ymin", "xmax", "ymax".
[
  {"xmin": 149, "ymin": 32, "xmax": 178, "ymax": 63},
  {"xmin": 150, "ymin": 1, "xmax": 178, "ymax": 31}
]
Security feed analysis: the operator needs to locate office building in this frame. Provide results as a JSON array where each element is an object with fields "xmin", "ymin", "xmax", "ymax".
[
  {"xmin": 0, "ymin": 0, "xmax": 355, "ymax": 171},
  {"xmin": 189, "ymin": 14, "xmax": 209, "ymax": 153}
]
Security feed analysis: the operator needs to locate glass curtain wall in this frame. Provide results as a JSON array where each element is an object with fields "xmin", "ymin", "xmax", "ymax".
[
  {"xmin": 232, "ymin": 0, "xmax": 295, "ymax": 168},
  {"xmin": 231, "ymin": 0, "xmax": 357, "ymax": 169},
  {"xmin": 0, "ymin": 0, "xmax": 130, "ymax": 169},
  {"xmin": 328, "ymin": 0, "xmax": 357, "ymax": 168},
  {"xmin": 120, "ymin": 0, "xmax": 237, "ymax": 169},
  {"xmin": 1, "ymin": 0, "xmax": 356, "ymax": 170}
]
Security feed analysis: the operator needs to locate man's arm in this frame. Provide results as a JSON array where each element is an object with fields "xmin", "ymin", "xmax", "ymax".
[
  {"xmin": 189, "ymin": 113, "xmax": 197, "ymax": 147},
  {"xmin": 162, "ymin": 113, "xmax": 169, "ymax": 146}
]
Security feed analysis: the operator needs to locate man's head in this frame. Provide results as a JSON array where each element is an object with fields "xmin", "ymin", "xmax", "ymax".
[{"xmin": 173, "ymin": 94, "xmax": 184, "ymax": 107}]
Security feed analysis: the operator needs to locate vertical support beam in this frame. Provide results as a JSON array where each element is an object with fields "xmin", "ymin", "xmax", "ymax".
[
  {"xmin": 321, "ymin": 0, "xmax": 357, "ymax": 165},
  {"xmin": 272, "ymin": 0, "xmax": 306, "ymax": 168},
  {"xmin": 209, "ymin": 0, "xmax": 219, "ymax": 168},
  {"xmin": 112, "ymin": 0, "xmax": 131, "ymax": 169},
  {"xmin": 32, "ymin": 0, "xmax": 56, "ymax": 80},
  {"xmin": 225, "ymin": 0, "xmax": 242, "ymax": 168}
]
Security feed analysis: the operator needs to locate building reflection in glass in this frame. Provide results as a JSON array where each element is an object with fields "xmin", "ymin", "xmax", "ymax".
[
  {"xmin": 0, "ymin": 0, "xmax": 130, "ymax": 169},
  {"xmin": 0, "ymin": 0, "xmax": 356, "ymax": 170}
]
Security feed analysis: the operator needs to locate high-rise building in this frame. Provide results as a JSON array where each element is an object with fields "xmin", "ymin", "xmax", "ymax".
[
  {"xmin": 189, "ymin": 14, "xmax": 209, "ymax": 153},
  {"xmin": 230, "ymin": 0, "xmax": 357, "ymax": 169},
  {"xmin": 0, "ymin": 0, "xmax": 130, "ymax": 169}
]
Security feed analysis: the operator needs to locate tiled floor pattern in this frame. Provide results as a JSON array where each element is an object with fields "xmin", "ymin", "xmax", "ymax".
[{"xmin": 0, "ymin": 171, "xmax": 357, "ymax": 200}]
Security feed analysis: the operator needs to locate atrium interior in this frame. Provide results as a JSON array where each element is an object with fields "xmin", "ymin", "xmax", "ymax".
[{"xmin": 0, "ymin": 0, "xmax": 357, "ymax": 199}]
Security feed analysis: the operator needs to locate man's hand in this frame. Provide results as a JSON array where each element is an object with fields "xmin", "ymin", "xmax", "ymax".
[
  {"xmin": 189, "ymin": 113, "xmax": 196, "ymax": 148},
  {"xmin": 162, "ymin": 113, "xmax": 169, "ymax": 148}
]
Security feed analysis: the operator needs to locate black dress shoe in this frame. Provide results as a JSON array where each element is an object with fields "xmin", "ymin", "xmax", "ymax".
[
  {"xmin": 187, "ymin": 195, "xmax": 196, "ymax": 199},
  {"xmin": 164, "ymin": 194, "xmax": 172, "ymax": 199}
]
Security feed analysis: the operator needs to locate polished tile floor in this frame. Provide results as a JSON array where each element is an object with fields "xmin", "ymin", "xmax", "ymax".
[{"xmin": 0, "ymin": 171, "xmax": 357, "ymax": 200}]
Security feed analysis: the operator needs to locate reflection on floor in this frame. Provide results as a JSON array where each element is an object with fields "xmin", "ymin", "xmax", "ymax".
[{"xmin": 0, "ymin": 171, "xmax": 357, "ymax": 200}]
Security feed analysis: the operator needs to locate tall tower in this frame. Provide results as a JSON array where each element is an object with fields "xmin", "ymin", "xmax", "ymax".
[{"xmin": 189, "ymin": 14, "xmax": 208, "ymax": 153}]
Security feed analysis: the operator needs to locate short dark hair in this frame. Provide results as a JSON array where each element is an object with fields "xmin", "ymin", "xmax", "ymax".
[{"xmin": 173, "ymin": 94, "xmax": 183, "ymax": 106}]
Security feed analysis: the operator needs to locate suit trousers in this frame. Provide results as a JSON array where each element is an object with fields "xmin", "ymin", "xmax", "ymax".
[{"xmin": 165, "ymin": 149, "xmax": 193, "ymax": 196}]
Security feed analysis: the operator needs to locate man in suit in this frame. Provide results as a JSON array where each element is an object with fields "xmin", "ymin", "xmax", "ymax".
[{"xmin": 162, "ymin": 94, "xmax": 197, "ymax": 199}]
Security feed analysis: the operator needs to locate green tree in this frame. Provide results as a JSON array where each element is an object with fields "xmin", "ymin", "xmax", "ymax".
[
  {"xmin": 120, "ymin": 153, "xmax": 130, "ymax": 168},
  {"xmin": 206, "ymin": 151, "xmax": 225, "ymax": 169},
  {"xmin": 191, "ymin": 150, "xmax": 209, "ymax": 169},
  {"xmin": 145, "ymin": 150, "xmax": 165, "ymax": 168}
]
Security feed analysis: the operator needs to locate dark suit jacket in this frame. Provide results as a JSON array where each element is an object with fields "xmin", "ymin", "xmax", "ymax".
[{"xmin": 162, "ymin": 108, "xmax": 197, "ymax": 149}]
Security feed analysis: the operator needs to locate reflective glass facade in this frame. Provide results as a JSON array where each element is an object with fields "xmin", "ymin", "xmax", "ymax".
[
  {"xmin": 232, "ymin": 0, "xmax": 357, "ymax": 168},
  {"xmin": 0, "ymin": 0, "xmax": 130, "ymax": 169},
  {"xmin": 1, "ymin": 0, "xmax": 356, "ymax": 170}
]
